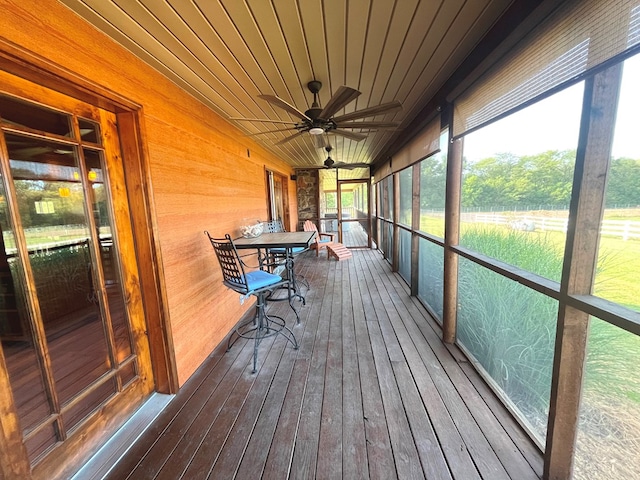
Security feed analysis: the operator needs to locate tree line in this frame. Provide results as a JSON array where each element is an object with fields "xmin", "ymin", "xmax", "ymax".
[{"xmin": 418, "ymin": 150, "xmax": 640, "ymax": 210}]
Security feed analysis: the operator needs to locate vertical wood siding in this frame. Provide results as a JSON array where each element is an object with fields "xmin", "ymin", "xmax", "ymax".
[{"xmin": 0, "ymin": 0, "xmax": 298, "ymax": 385}]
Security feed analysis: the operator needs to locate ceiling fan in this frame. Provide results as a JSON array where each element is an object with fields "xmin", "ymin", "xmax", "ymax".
[
  {"xmin": 231, "ymin": 80, "xmax": 402, "ymax": 146},
  {"xmin": 313, "ymin": 145, "xmax": 370, "ymax": 170}
]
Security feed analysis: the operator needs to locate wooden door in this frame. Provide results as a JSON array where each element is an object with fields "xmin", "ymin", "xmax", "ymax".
[{"xmin": 0, "ymin": 72, "xmax": 154, "ymax": 479}]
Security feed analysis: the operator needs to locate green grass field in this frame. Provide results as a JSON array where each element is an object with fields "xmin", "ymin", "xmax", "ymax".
[{"xmin": 420, "ymin": 210, "xmax": 640, "ymax": 311}]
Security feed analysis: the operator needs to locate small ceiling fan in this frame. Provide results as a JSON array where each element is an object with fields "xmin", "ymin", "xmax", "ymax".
[
  {"xmin": 231, "ymin": 80, "xmax": 401, "ymax": 146},
  {"xmin": 315, "ymin": 145, "xmax": 370, "ymax": 170}
]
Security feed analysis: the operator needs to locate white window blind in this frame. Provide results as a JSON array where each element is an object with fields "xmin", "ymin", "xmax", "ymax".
[{"xmin": 453, "ymin": 0, "xmax": 640, "ymax": 138}]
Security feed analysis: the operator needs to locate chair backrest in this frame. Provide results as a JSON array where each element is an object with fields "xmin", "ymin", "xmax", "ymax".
[
  {"xmin": 303, "ymin": 220, "xmax": 319, "ymax": 233},
  {"xmin": 263, "ymin": 219, "xmax": 285, "ymax": 233},
  {"xmin": 204, "ymin": 231, "xmax": 249, "ymax": 294}
]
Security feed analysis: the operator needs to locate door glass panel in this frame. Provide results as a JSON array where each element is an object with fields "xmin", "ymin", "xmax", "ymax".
[
  {"xmin": 83, "ymin": 149, "xmax": 133, "ymax": 363},
  {"xmin": 78, "ymin": 119, "xmax": 100, "ymax": 144},
  {"xmin": 63, "ymin": 376, "xmax": 117, "ymax": 432},
  {"xmin": 0, "ymin": 95, "xmax": 71, "ymax": 136},
  {"xmin": 26, "ymin": 423, "xmax": 57, "ymax": 461},
  {"xmin": 0, "ymin": 170, "xmax": 54, "ymax": 457},
  {"xmin": 7, "ymin": 135, "xmax": 112, "ymax": 408},
  {"xmin": 119, "ymin": 360, "xmax": 137, "ymax": 387}
]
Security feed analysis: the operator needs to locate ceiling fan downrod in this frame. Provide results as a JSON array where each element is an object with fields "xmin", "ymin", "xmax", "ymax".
[{"xmin": 306, "ymin": 80, "xmax": 324, "ymax": 134}]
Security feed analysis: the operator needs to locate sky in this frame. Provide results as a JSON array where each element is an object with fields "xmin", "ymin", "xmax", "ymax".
[{"xmin": 463, "ymin": 54, "xmax": 640, "ymax": 163}]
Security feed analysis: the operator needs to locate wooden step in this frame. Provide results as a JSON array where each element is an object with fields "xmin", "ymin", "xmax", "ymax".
[{"xmin": 326, "ymin": 243, "xmax": 352, "ymax": 261}]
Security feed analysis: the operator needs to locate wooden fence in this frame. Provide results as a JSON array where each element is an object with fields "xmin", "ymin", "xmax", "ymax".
[{"xmin": 467, "ymin": 213, "xmax": 640, "ymax": 241}]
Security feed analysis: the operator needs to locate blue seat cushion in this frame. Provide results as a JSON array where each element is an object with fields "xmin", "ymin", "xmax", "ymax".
[{"xmin": 244, "ymin": 269, "xmax": 282, "ymax": 291}]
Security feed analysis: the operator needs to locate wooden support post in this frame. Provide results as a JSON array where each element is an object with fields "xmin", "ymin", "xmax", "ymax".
[
  {"xmin": 410, "ymin": 162, "xmax": 421, "ymax": 296},
  {"xmin": 392, "ymin": 173, "xmax": 400, "ymax": 272},
  {"xmin": 545, "ymin": 63, "xmax": 622, "ymax": 480},
  {"xmin": 442, "ymin": 135, "xmax": 462, "ymax": 344}
]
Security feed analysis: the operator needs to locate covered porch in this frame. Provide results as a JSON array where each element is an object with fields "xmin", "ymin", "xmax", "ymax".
[{"xmin": 80, "ymin": 249, "xmax": 541, "ymax": 479}]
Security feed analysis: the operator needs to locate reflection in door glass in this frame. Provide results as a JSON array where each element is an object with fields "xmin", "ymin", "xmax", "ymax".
[
  {"xmin": 78, "ymin": 119, "xmax": 100, "ymax": 144},
  {"xmin": 0, "ymin": 95, "xmax": 71, "ymax": 136},
  {"xmin": 0, "ymin": 170, "xmax": 54, "ymax": 459},
  {"xmin": 83, "ymin": 149, "xmax": 134, "ymax": 373}
]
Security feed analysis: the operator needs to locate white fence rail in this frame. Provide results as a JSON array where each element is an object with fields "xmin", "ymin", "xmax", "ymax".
[{"xmin": 468, "ymin": 214, "xmax": 640, "ymax": 241}]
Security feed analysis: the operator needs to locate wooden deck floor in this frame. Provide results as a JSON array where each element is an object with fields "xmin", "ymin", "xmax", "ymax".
[{"xmin": 103, "ymin": 249, "xmax": 543, "ymax": 480}]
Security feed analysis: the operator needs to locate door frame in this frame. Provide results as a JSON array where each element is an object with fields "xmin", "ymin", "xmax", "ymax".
[
  {"xmin": 337, "ymin": 178, "xmax": 372, "ymax": 248},
  {"xmin": 266, "ymin": 169, "xmax": 291, "ymax": 229},
  {"xmin": 0, "ymin": 44, "xmax": 175, "ymax": 479}
]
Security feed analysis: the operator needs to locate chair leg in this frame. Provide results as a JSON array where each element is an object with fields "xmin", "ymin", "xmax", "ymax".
[
  {"xmin": 253, "ymin": 296, "xmax": 265, "ymax": 373},
  {"xmin": 229, "ymin": 291, "xmax": 299, "ymax": 373}
]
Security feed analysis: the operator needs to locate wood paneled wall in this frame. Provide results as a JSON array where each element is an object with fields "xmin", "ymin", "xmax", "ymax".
[{"xmin": 0, "ymin": 0, "xmax": 298, "ymax": 386}]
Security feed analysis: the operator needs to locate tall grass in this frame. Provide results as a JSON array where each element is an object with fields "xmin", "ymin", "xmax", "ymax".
[
  {"xmin": 575, "ymin": 318, "xmax": 640, "ymax": 480},
  {"xmin": 457, "ymin": 225, "xmax": 640, "ymax": 473},
  {"xmin": 460, "ymin": 226, "xmax": 564, "ymax": 280},
  {"xmin": 457, "ymin": 227, "xmax": 563, "ymax": 438}
]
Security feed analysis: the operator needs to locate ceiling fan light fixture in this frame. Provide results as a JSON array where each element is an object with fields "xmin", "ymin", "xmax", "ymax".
[{"xmin": 309, "ymin": 127, "xmax": 324, "ymax": 135}]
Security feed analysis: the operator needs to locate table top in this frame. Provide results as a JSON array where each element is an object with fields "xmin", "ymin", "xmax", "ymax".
[{"xmin": 233, "ymin": 231, "xmax": 316, "ymax": 249}]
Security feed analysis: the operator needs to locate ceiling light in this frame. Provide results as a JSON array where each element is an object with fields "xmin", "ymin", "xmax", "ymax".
[{"xmin": 309, "ymin": 127, "xmax": 324, "ymax": 135}]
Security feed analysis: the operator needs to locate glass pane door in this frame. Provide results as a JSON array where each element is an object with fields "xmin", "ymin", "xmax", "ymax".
[{"xmin": 0, "ymin": 91, "xmax": 151, "ymax": 468}]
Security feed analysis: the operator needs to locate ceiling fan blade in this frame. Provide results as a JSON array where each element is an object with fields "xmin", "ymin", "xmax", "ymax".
[
  {"xmin": 274, "ymin": 130, "xmax": 306, "ymax": 146},
  {"xmin": 247, "ymin": 127, "xmax": 296, "ymax": 135},
  {"xmin": 258, "ymin": 94, "xmax": 312, "ymax": 121},
  {"xmin": 229, "ymin": 117, "xmax": 298, "ymax": 124},
  {"xmin": 334, "ymin": 162, "xmax": 371, "ymax": 170},
  {"xmin": 335, "ymin": 121, "xmax": 399, "ymax": 129},
  {"xmin": 319, "ymin": 86, "xmax": 360, "ymax": 119},
  {"xmin": 332, "ymin": 129, "xmax": 367, "ymax": 141},
  {"xmin": 331, "ymin": 100, "xmax": 402, "ymax": 123},
  {"xmin": 295, "ymin": 165, "xmax": 328, "ymax": 170}
]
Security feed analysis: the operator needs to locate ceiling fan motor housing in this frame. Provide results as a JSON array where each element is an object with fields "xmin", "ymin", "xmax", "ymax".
[{"xmin": 307, "ymin": 80, "xmax": 322, "ymax": 94}]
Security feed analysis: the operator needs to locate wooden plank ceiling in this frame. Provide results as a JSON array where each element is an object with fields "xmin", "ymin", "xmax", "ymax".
[{"xmin": 58, "ymin": 0, "xmax": 513, "ymax": 170}]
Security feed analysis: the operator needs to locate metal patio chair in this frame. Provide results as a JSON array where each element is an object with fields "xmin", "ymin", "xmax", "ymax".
[{"xmin": 205, "ymin": 232, "xmax": 298, "ymax": 373}]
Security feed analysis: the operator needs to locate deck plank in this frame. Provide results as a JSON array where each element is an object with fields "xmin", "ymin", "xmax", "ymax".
[
  {"xmin": 288, "ymin": 259, "xmax": 336, "ymax": 479},
  {"xmin": 183, "ymin": 297, "xmax": 294, "ymax": 478},
  {"xmin": 235, "ymin": 262, "xmax": 324, "ymax": 479},
  {"xmin": 340, "ymin": 259, "xmax": 369, "ymax": 480},
  {"xmin": 102, "ymin": 250, "xmax": 542, "ymax": 480},
  {"xmin": 316, "ymin": 261, "xmax": 345, "ymax": 479},
  {"xmin": 261, "ymin": 260, "xmax": 326, "ymax": 479},
  {"xmin": 350, "ymin": 250, "xmax": 398, "ymax": 480}
]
